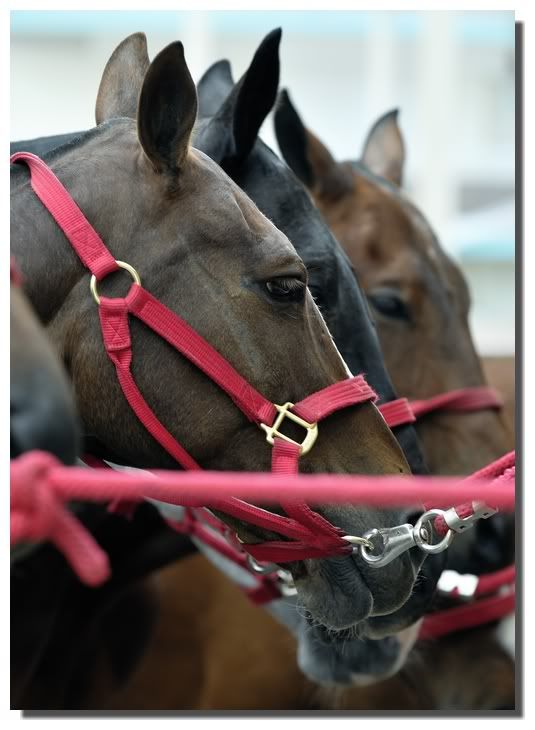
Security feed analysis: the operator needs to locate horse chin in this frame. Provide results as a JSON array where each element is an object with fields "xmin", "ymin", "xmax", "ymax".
[
  {"xmin": 293, "ymin": 555, "xmax": 374, "ymax": 631},
  {"xmin": 348, "ymin": 620, "xmax": 422, "ymax": 687},
  {"xmin": 297, "ymin": 619, "xmax": 422, "ymax": 688}
]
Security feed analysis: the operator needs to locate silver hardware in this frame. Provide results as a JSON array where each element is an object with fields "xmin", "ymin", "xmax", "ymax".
[
  {"xmin": 413, "ymin": 509, "xmax": 455, "ymax": 554},
  {"xmin": 276, "ymin": 569, "xmax": 297, "ymax": 597},
  {"xmin": 359, "ymin": 523, "xmax": 422, "ymax": 567},
  {"xmin": 443, "ymin": 501, "xmax": 498, "ymax": 533},
  {"xmin": 437, "ymin": 569, "xmax": 478, "ymax": 598},
  {"xmin": 245, "ymin": 556, "xmax": 297, "ymax": 597},
  {"xmin": 359, "ymin": 508, "xmax": 457, "ymax": 568},
  {"xmin": 246, "ymin": 553, "xmax": 279, "ymax": 575}
]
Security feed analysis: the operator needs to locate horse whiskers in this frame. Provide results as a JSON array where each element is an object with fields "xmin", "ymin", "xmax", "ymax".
[{"xmin": 293, "ymin": 593, "xmax": 371, "ymax": 643}]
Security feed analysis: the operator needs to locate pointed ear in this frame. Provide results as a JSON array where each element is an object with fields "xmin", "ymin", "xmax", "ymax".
[
  {"xmin": 197, "ymin": 59, "xmax": 235, "ymax": 119},
  {"xmin": 194, "ymin": 28, "xmax": 281, "ymax": 168},
  {"xmin": 274, "ymin": 89, "xmax": 352, "ymax": 199},
  {"xmin": 361, "ymin": 109, "xmax": 405, "ymax": 186},
  {"xmin": 137, "ymin": 41, "xmax": 198, "ymax": 175},
  {"xmin": 95, "ymin": 33, "xmax": 150, "ymax": 124}
]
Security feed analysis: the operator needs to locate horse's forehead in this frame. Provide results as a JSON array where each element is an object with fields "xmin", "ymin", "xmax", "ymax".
[
  {"xmin": 189, "ymin": 148, "xmax": 260, "ymax": 211},
  {"xmin": 345, "ymin": 177, "xmax": 468, "ymax": 306},
  {"xmin": 403, "ymin": 206, "xmax": 465, "ymax": 295},
  {"xmin": 187, "ymin": 148, "xmax": 298, "ymax": 257},
  {"xmin": 357, "ymin": 181, "xmax": 450, "ymax": 284}
]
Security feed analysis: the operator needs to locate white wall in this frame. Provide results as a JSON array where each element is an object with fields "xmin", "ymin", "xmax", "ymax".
[{"xmin": 10, "ymin": 10, "xmax": 515, "ymax": 355}]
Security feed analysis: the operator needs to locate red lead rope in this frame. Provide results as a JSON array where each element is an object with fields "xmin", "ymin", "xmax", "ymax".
[{"xmin": 10, "ymin": 450, "xmax": 515, "ymax": 586}]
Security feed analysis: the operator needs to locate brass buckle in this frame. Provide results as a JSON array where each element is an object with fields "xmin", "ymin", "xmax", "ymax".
[
  {"xmin": 90, "ymin": 260, "xmax": 141, "ymax": 305},
  {"xmin": 260, "ymin": 402, "xmax": 318, "ymax": 456}
]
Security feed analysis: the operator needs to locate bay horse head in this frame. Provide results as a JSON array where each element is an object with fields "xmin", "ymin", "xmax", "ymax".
[
  {"xmin": 195, "ymin": 31, "xmax": 428, "ymax": 475},
  {"xmin": 10, "ymin": 261, "xmax": 80, "ymax": 465},
  {"xmin": 10, "ymin": 34, "xmax": 423, "ymax": 636},
  {"xmin": 274, "ymin": 92, "xmax": 513, "ymax": 476}
]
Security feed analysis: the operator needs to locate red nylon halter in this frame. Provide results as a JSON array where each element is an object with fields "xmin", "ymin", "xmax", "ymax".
[
  {"xmin": 378, "ymin": 386, "xmax": 503, "ymax": 429},
  {"xmin": 11, "ymin": 151, "xmax": 380, "ymax": 563}
]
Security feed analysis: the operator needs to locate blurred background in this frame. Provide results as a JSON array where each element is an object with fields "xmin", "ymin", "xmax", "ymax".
[{"xmin": 10, "ymin": 10, "xmax": 515, "ymax": 356}]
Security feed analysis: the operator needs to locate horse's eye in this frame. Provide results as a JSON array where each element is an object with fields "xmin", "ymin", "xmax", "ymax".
[
  {"xmin": 368, "ymin": 288, "xmax": 410, "ymax": 321},
  {"xmin": 265, "ymin": 277, "xmax": 306, "ymax": 303}
]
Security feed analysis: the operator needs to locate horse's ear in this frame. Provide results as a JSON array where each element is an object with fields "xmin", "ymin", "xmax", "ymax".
[
  {"xmin": 137, "ymin": 41, "xmax": 198, "ymax": 175},
  {"xmin": 197, "ymin": 60, "xmax": 235, "ymax": 119},
  {"xmin": 95, "ymin": 33, "xmax": 150, "ymax": 124},
  {"xmin": 274, "ymin": 89, "xmax": 352, "ymax": 199},
  {"xmin": 231, "ymin": 28, "xmax": 282, "ymax": 164},
  {"xmin": 201, "ymin": 28, "xmax": 281, "ymax": 168},
  {"xmin": 361, "ymin": 109, "xmax": 405, "ymax": 186}
]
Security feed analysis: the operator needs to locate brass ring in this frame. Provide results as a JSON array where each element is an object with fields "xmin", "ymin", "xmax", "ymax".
[{"xmin": 90, "ymin": 261, "xmax": 141, "ymax": 305}]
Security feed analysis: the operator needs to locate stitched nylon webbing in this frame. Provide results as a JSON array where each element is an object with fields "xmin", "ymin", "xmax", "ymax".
[
  {"xmin": 11, "ymin": 152, "xmax": 118, "ymax": 280},
  {"xmin": 410, "ymin": 387, "xmax": 503, "ymax": 418}
]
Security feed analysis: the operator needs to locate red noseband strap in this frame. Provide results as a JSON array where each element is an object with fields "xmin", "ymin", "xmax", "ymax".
[
  {"xmin": 11, "ymin": 151, "xmax": 379, "ymax": 562},
  {"xmin": 378, "ymin": 386, "xmax": 503, "ymax": 430},
  {"xmin": 410, "ymin": 387, "xmax": 504, "ymax": 418},
  {"xmin": 11, "ymin": 152, "xmax": 119, "ymax": 280}
]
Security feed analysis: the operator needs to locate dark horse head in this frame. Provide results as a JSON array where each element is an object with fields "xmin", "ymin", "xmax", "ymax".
[{"xmin": 11, "ymin": 34, "xmax": 426, "ymax": 643}]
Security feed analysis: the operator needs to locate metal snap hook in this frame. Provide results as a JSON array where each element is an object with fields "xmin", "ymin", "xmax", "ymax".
[
  {"xmin": 359, "ymin": 524, "xmax": 419, "ymax": 568},
  {"xmin": 358, "ymin": 509, "xmax": 457, "ymax": 568}
]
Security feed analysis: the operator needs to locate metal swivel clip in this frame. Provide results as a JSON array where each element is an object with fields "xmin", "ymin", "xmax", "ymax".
[
  {"xmin": 354, "ymin": 502, "xmax": 497, "ymax": 568},
  {"xmin": 355, "ymin": 510, "xmax": 453, "ymax": 568}
]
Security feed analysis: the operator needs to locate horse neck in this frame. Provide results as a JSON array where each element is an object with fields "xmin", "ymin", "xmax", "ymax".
[
  {"xmin": 10, "ymin": 122, "xmax": 134, "ymax": 322},
  {"xmin": 10, "ymin": 168, "xmax": 87, "ymax": 323}
]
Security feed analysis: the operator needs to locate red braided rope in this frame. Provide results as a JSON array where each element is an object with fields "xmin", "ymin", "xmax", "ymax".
[{"xmin": 11, "ymin": 450, "xmax": 515, "ymax": 585}]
